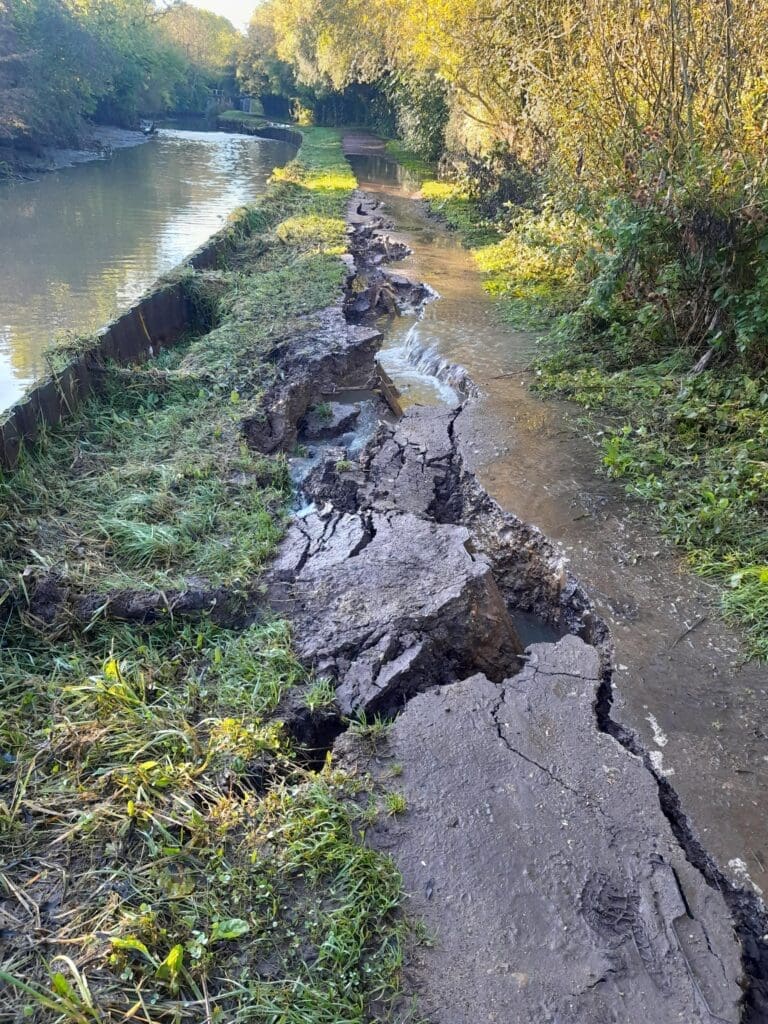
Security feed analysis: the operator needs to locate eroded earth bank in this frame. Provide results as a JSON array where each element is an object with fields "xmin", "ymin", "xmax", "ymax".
[{"xmin": 248, "ymin": 188, "xmax": 768, "ymax": 1021}]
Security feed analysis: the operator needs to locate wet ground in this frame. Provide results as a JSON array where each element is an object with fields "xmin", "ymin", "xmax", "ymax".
[{"xmin": 344, "ymin": 134, "xmax": 768, "ymax": 897}]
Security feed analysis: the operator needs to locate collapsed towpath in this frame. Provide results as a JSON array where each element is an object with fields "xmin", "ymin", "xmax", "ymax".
[
  {"xmin": 258, "ymin": 132, "xmax": 768, "ymax": 1020},
  {"xmin": 1, "ymin": 123, "xmax": 765, "ymax": 1021},
  {"xmin": 341, "ymin": 132, "xmax": 768, "ymax": 905}
]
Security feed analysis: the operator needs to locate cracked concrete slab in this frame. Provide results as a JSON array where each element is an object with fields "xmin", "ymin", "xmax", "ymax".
[{"xmin": 337, "ymin": 635, "xmax": 743, "ymax": 1023}]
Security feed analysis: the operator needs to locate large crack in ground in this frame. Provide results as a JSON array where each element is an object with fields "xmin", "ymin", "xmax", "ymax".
[
  {"xmin": 595, "ymin": 668, "xmax": 768, "ymax": 1021},
  {"xmin": 260, "ymin": 190, "xmax": 768, "ymax": 1021}
]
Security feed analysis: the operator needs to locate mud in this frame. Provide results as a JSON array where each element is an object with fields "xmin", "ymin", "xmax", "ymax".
[
  {"xmin": 259, "ymin": 179, "xmax": 768, "ymax": 1020},
  {"xmin": 19, "ymin": 163, "xmax": 761, "ymax": 1017},
  {"xmin": 344, "ymin": 201, "xmax": 428, "ymax": 321},
  {"xmin": 19, "ymin": 568, "xmax": 258, "ymax": 632},
  {"xmin": 0, "ymin": 125, "xmax": 148, "ymax": 179},
  {"xmin": 241, "ymin": 304, "xmax": 383, "ymax": 455},
  {"xmin": 343, "ymin": 137, "xmax": 768, "ymax": 907}
]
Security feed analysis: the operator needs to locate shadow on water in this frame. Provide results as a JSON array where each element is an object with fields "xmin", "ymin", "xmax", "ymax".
[{"xmin": 346, "ymin": 143, "xmax": 768, "ymax": 900}]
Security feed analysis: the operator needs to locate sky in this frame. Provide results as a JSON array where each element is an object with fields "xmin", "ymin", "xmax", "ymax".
[{"xmin": 184, "ymin": 0, "xmax": 256, "ymax": 31}]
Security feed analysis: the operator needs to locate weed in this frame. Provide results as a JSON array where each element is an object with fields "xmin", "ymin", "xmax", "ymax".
[
  {"xmin": 349, "ymin": 712, "xmax": 392, "ymax": 747},
  {"xmin": 411, "ymin": 919, "xmax": 437, "ymax": 948},
  {"xmin": 312, "ymin": 401, "xmax": 333, "ymax": 422},
  {"xmin": 384, "ymin": 791, "xmax": 408, "ymax": 816},
  {"xmin": 384, "ymin": 140, "xmax": 434, "ymax": 181},
  {"xmin": 420, "ymin": 180, "xmax": 499, "ymax": 247},
  {"xmin": 359, "ymin": 794, "xmax": 381, "ymax": 828},
  {"xmin": 303, "ymin": 677, "xmax": 338, "ymax": 712}
]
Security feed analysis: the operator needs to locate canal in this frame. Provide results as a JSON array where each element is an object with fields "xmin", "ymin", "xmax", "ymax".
[{"xmin": 0, "ymin": 127, "xmax": 294, "ymax": 412}]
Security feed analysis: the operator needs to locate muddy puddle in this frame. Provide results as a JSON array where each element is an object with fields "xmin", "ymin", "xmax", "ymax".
[{"xmin": 345, "ymin": 136, "xmax": 768, "ymax": 897}]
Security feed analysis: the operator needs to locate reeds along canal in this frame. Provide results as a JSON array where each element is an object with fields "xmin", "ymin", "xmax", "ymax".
[{"xmin": 343, "ymin": 134, "xmax": 768, "ymax": 902}]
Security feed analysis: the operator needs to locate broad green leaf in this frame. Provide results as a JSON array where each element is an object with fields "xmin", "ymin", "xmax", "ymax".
[
  {"xmin": 210, "ymin": 918, "xmax": 250, "ymax": 942},
  {"xmin": 111, "ymin": 936, "xmax": 154, "ymax": 962},
  {"xmin": 156, "ymin": 944, "xmax": 185, "ymax": 993}
]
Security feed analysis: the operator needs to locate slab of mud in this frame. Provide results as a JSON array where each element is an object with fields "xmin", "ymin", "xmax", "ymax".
[{"xmin": 337, "ymin": 636, "xmax": 743, "ymax": 1023}]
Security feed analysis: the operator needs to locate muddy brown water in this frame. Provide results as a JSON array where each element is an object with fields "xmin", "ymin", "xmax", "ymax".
[
  {"xmin": 345, "ymin": 135, "xmax": 768, "ymax": 899},
  {"xmin": 0, "ymin": 128, "xmax": 294, "ymax": 413}
]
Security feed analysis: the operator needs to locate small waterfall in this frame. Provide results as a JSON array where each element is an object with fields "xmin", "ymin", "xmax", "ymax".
[{"xmin": 402, "ymin": 323, "xmax": 476, "ymax": 397}]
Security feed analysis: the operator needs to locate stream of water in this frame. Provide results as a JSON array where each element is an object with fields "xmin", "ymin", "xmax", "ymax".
[
  {"xmin": 0, "ymin": 127, "xmax": 294, "ymax": 413},
  {"xmin": 346, "ymin": 137, "xmax": 768, "ymax": 898}
]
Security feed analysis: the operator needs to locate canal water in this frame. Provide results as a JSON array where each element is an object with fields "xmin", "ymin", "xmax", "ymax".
[
  {"xmin": 345, "ymin": 135, "xmax": 768, "ymax": 898},
  {"xmin": 0, "ymin": 128, "xmax": 294, "ymax": 413}
]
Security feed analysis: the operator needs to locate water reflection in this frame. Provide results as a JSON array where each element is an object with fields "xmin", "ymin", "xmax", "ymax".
[{"xmin": 0, "ymin": 129, "xmax": 293, "ymax": 412}]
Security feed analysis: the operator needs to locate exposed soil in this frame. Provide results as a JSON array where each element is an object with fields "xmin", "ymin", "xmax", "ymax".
[
  {"xmin": 258, "ymin": 183, "xmax": 768, "ymax": 1021},
  {"xmin": 0, "ymin": 125, "xmax": 148, "ymax": 179}
]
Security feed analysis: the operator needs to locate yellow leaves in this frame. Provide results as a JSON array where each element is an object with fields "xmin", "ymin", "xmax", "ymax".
[
  {"xmin": 420, "ymin": 180, "xmax": 467, "ymax": 203},
  {"xmin": 252, "ymin": 0, "xmax": 768, "ymax": 196},
  {"xmin": 103, "ymin": 657, "xmax": 120, "ymax": 681}
]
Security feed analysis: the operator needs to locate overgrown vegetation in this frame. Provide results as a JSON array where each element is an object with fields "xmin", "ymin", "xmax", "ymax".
[
  {"xmin": 0, "ymin": 128, "xmax": 409, "ymax": 1020},
  {"xmin": 0, "ymin": 0, "xmax": 240, "ymax": 159}
]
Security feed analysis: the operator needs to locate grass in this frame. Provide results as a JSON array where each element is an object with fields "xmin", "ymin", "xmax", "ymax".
[
  {"xmin": 383, "ymin": 140, "xmax": 499, "ymax": 248},
  {"xmin": 383, "ymin": 792, "xmax": 407, "ymax": 817},
  {"xmin": 0, "ymin": 621, "xmax": 405, "ymax": 1023},
  {"xmin": 304, "ymin": 677, "xmax": 337, "ymax": 712},
  {"xmin": 217, "ymin": 110, "xmax": 269, "ymax": 127},
  {"xmin": 0, "ymin": 127, "xmax": 355, "ymax": 601},
  {"xmin": 386, "ymin": 137, "xmax": 768, "ymax": 659},
  {"xmin": 348, "ymin": 714, "xmax": 392, "ymax": 750},
  {"xmin": 0, "ymin": 126, "xmax": 410, "ymax": 1020},
  {"xmin": 535, "ymin": 356, "xmax": 768, "ymax": 658}
]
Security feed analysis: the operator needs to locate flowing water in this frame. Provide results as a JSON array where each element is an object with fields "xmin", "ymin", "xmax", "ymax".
[
  {"xmin": 346, "ymin": 137, "xmax": 768, "ymax": 897},
  {"xmin": 0, "ymin": 128, "xmax": 294, "ymax": 413}
]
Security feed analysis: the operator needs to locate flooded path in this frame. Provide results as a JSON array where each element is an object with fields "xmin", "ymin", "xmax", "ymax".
[
  {"xmin": 345, "ymin": 135, "xmax": 768, "ymax": 897},
  {"xmin": 0, "ymin": 128, "xmax": 294, "ymax": 413}
]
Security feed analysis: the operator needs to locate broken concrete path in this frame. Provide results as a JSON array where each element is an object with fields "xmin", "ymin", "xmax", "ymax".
[{"xmin": 337, "ymin": 635, "xmax": 743, "ymax": 1023}]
